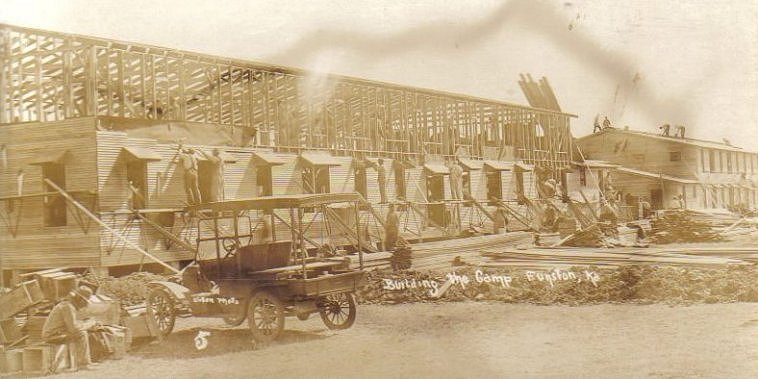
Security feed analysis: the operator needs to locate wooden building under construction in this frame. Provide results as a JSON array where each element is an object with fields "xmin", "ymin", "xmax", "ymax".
[
  {"xmin": 576, "ymin": 128, "xmax": 758, "ymax": 211},
  {"xmin": 0, "ymin": 24, "xmax": 577, "ymax": 279}
]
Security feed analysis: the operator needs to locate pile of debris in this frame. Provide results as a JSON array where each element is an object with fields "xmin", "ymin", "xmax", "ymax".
[
  {"xmin": 0, "ymin": 269, "xmax": 163, "ymax": 376},
  {"xmin": 83, "ymin": 271, "xmax": 167, "ymax": 307},
  {"xmin": 355, "ymin": 265, "xmax": 758, "ymax": 305},
  {"xmin": 651, "ymin": 210, "xmax": 726, "ymax": 244}
]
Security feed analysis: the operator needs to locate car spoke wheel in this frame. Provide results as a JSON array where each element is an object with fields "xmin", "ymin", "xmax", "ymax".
[
  {"xmin": 222, "ymin": 299, "xmax": 249, "ymax": 327},
  {"xmin": 248, "ymin": 291, "xmax": 284, "ymax": 343},
  {"xmin": 319, "ymin": 293, "xmax": 356, "ymax": 330},
  {"xmin": 146, "ymin": 288, "xmax": 176, "ymax": 337}
]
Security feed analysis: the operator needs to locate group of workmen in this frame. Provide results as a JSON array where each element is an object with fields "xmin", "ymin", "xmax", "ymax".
[
  {"xmin": 592, "ymin": 116, "xmax": 687, "ymax": 140},
  {"xmin": 176, "ymin": 144, "xmax": 225, "ymax": 205},
  {"xmin": 172, "ymin": 145, "xmax": 514, "ymax": 250},
  {"xmin": 592, "ymin": 115, "xmax": 613, "ymax": 133},
  {"xmin": 659, "ymin": 124, "xmax": 686, "ymax": 138}
]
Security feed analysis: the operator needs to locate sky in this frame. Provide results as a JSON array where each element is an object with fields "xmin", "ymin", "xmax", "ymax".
[{"xmin": 3, "ymin": 0, "xmax": 757, "ymax": 149}]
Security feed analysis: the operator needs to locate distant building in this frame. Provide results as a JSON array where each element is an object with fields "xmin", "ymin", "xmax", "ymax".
[{"xmin": 575, "ymin": 128, "xmax": 758, "ymax": 210}]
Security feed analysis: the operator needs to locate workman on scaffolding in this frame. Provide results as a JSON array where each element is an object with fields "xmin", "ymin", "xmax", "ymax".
[
  {"xmin": 449, "ymin": 158, "xmax": 464, "ymax": 200},
  {"xmin": 384, "ymin": 203, "xmax": 400, "ymax": 251},
  {"xmin": 177, "ymin": 146, "xmax": 202, "ymax": 205},
  {"xmin": 376, "ymin": 158, "xmax": 388, "ymax": 203},
  {"xmin": 493, "ymin": 201, "xmax": 508, "ymax": 234},
  {"xmin": 198, "ymin": 148, "xmax": 224, "ymax": 203}
]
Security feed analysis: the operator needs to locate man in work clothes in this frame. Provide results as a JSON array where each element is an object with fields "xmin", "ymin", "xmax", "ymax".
[
  {"xmin": 598, "ymin": 199, "xmax": 619, "ymax": 238},
  {"xmin": 638, "ymin": 197, "xmax": 652, "ymax": 219},
  {"xmin": 42, "ymin": 286, "xmax": 98, "ymax": 370},
  {"xmin": 178, "ymin": 147, "xmax": 202, "ymax": 205},
  {"xmin": 376, "ymin": 158, "xmax": 388, "ymax": 203},
  {"xmin": 493, "ymin": 201, "xmax": 508, "ymax": 234},
  {"xmin": 675, "ymin": 125, "xmax": 686, "ymax": 139},
  {"xmin": 449, "ymin": 159, "xmax": 464, "ymax": 200},
  {"xmin": 384, "ymin": 203, "xmax": 400, "ymax": 251},
  {"xmin": 200, "ymin": 148, "xmax": 224, "ymax": 203},
  {"xmin": 593, "ymin": 115, "xmax": 602, "ymax": 133}
]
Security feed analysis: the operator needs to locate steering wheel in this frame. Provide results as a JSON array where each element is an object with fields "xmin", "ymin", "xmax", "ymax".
[{"xmin": 222, "ymin": 237, "xmax": 241, "ymax": 258}]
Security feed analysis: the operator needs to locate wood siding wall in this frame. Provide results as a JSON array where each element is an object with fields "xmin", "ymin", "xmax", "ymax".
[
  {"xmin": 577, "ymin": 131, "xmax": 758, "ymax": 210},
  {"xmin": 0, "ymin": 118, "xmax": 100, "ymax": 269}
]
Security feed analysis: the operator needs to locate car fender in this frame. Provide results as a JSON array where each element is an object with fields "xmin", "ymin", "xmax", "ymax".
[{"xmin": 147, "ymin": 280, "xmax": 191, "ymax": 301}]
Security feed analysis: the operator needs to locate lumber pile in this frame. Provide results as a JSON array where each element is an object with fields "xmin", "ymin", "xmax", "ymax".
[
  {"xmin": 479, "ymin": 246, "xmax": 751, "ymax": 269},
  {"xmin": 83, "ymin": 271, "xmax": 167, "ymax": 307},
  {"xmin": 651, "ymin": 210, "xmax": 727, "ymax": 244},
  {"xmin": 348, "ymin": 232, "xmax": 533, "ymax": 272}
]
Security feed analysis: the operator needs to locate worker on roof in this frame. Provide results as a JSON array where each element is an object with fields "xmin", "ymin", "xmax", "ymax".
[
  {"xmin": 675, "ymin": 125, "xmax": 686, "ymax": 139},
  {"xmin": 593, "ymin": 115, "xmax": 602, "ymax": 133},
  {"xmin": 602, "ymin": 116, "xmax": 611, "ymax": 129},
  {"xmin": 659, "ymin": 124, "xmax": 671, "ymax": 136}
]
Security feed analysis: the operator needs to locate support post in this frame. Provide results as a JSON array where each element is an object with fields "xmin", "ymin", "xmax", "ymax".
[
  {"xmin": 297, "ymin": 207, "xmax": 307, "ymax": 279},
  {"xmin": 354, "ymin": 202, "xmax": 363, "ymax": 270}
]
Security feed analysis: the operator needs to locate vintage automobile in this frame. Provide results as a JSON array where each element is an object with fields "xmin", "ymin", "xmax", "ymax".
[{"xmin": 144, "ymin": 193, "xmax": 367, "ymax": 343}]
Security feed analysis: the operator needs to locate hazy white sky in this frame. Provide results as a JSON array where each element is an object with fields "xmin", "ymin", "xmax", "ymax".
[{"xmin": 3, "ymin": 0, "xmax": 757, "ymax": 148}]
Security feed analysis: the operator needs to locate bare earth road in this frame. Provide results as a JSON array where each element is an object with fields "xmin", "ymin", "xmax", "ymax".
[{"xmin": 52, "ymin": 302, "xmax": 757, "ymax": 379}]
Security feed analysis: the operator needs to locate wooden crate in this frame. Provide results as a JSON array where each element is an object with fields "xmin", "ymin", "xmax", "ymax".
[
  {"xmin": 0, "ymin": 280, "xmax": 45, "ymax": 319},
  {"xmin": 23, "ymin": 344, "xmax": 52, "ymax": 375},
  {"xmin": 22, "ymin": 316, "xmax": 48, "ymax": 344},
  {"xmin": 37, "ymin": 272, "xmax": 79, "ymax": 301},
  {"xmin": 110, "ymin": 332, "xmax": 128, "ymax": 359},
  {"xmin": 122, "ymin": 314, "xmax": 159, "ymax": 339},
  {"xmin": 3, "ymin": 348, "xmax": 24, "ymax": 374},
  {"xmin": 0, "ymin": 318, "xmax": 23, "ymax": 345}
]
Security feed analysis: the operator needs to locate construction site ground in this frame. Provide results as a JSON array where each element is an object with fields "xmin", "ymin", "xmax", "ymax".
[{"xmin": 48, "ymin": 302, "xmax": 758, "ymax": 379}]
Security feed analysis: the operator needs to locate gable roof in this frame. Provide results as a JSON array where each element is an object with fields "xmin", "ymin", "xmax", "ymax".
[{"xmin": 577, "ymin": 127, "xmax": 751, "ymax": 153}]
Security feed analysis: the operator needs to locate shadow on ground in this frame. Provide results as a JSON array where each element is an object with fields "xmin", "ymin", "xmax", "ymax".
[{"xmin": 128, "ymin": 326, "xmax": 332, "ymax": 359}]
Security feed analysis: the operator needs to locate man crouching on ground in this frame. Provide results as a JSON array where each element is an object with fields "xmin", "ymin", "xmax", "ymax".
[{"xmin": 42, "ymin": 286, "xmax": 99, "ymax": 370}]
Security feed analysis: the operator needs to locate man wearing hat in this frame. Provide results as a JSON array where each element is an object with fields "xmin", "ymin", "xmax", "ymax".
[
  {"xmin": 42, "ymin": 286, "xmax": 98, "ymax": 370},
  {"xmin": 176, "ymin": 145, "xmax": 202, "ymax": 205}
]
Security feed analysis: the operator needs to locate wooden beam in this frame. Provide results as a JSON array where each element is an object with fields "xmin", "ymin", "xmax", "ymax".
[{"xmin": 43, "ymin": 179, "xmax": 180, "ymax": 274}]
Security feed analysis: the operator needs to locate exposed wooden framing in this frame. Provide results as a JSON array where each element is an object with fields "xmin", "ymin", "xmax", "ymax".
[{"xmin": 2, "ymin": 24, "xmax": 573, "ymax": 168}]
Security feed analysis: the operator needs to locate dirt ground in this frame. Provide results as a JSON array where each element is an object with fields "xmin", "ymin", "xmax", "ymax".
[{"xmin": 48, "ymin": 302, "xmax": 757, "ymax": 379}]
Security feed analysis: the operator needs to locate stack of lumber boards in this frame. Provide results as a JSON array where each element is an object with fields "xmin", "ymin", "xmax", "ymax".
[
  {"xmin": 480, "ymin": 246, "xmax": 752, "ymax": 269},
  {"xmin": 348, "ymin": 232, "xmax": 533, "ymax": 271},
  {"xmin": 656, "ymin": 247, "xmax": 758, "ymax": 263}
]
